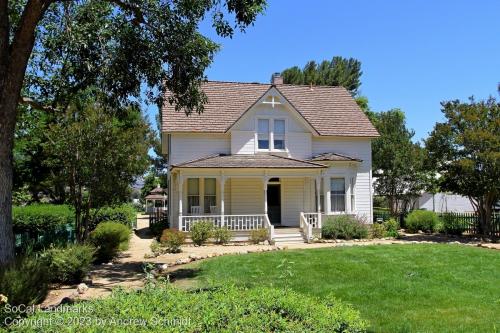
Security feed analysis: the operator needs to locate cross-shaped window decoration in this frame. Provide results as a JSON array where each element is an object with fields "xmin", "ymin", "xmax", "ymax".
[{"xmin": 262, "ymin": 95, "xmax": 282, "ymax": 108}]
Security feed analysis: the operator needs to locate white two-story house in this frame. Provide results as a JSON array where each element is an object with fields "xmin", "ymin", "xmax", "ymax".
[{"xmin": 161, "ymin": 74, "xmax": 379, "ymax": 242}]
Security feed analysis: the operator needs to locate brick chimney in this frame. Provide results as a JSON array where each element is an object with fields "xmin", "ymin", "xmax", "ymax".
[{"xmin": 271, "ymin": 72, "xmax": 283, "ymax": 85}]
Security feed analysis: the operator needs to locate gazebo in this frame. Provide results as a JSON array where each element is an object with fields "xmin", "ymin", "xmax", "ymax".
[{"xmin": 145, "ymin": 185, "xmax": 167, "ymax": 214}]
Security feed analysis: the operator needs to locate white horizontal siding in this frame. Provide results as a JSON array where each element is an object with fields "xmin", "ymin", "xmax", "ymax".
[
  {"xmin": 281, "ymin": 178, "xmax": 305, "ymax": 226},
  {"xmin": 230, "ymin": 178, "xmax": 264, "ymax": 214},
  {"xmin": 170, "ymin": 133, "xmax": 230, "ymax": 165},
  {"xmin": 231, "ymin": 131, "xmax": 255, "ymax": 154},
  {"xmin": 313, "ymin": 137, "xmax": 373, "ymax": 222}
]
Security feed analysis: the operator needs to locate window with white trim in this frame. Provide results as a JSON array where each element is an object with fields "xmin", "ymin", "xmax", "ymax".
[
  {"xmin": 350, "ymin": 176, "xmax": 356, "ymax": 212},
  {"xmin": 187, "ymin": 178, "xmax": 200, "ymax": 214},
  {"xmin": 257, "ymin": 119, "xmax": 270, "ymax": 149},
  {"xmin": 273, "ymin": 119, "xmax": 285, "ymax": 150},
  {"xmin": 330, "ymin": 178, "xmax": 346, "ymax": 212},
  {"xmin": 203, "ymin": 178, "xmax": 216, "ymax": 214}
]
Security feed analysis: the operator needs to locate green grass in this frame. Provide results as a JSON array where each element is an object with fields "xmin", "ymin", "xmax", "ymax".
[{"xmin": 184, "ymin": 244, "xmax": 500, "ymax": 333}]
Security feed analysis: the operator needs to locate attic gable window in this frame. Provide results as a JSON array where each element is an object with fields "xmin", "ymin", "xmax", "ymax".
[
  {"xmin": 257, "ymin": 118, "xmax": 286, "ymax": 151},
  {"xmin": 257, "ymin": 119, "xmax": 270, "ymax": 149}
]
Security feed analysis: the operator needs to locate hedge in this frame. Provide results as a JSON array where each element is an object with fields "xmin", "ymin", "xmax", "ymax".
[
  {"xmin": 91, "ymin": 204, "xmax": 137, "ymax": 229},
  {"xmin": 9, "ymin": 284, "xmax": 368, "ymax": 332},
  {"xmin": 12, "ymin": 204, "xmax": 73, "ymax": 233}
]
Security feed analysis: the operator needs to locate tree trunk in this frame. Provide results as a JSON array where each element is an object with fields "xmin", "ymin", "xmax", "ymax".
[
  {"xmin": 0, "ymin": 0, "xmax": 49, "ymax": 264},
  {"xmin": 0, "ymin": 130, "xmax": 15, "ymax": 265}
]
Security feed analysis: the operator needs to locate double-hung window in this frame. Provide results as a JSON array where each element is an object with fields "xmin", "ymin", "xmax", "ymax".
[
  {"xmin": 257, "ymin": 118, "xmax": 285, "ymax": 150},
  {"xmin": 187, "ymin": 178, "xmax": 200, "ymax": 214},
  {"xmin": 257, "ymin": 119, "xmax": 270, "ymax": 149},
  {"xmin": 273, "ymin": 119, "xmax": 285, "ymax": 150},
  {"xmin": 203, "ymin": 178, "xmax": 216, "ymax": 214},
  {"xmin": 330, "ymin": 178, "xmax": 346, "ymax": 212}
]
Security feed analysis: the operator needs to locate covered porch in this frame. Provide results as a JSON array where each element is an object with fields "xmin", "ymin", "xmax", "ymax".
[{"xmin": 170, "ymin": 154, "xmax": 331, "ymax": 241}]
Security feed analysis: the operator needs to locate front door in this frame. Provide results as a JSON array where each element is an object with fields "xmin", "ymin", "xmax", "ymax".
[{"xmin": 267, "ymin": 184, "xmax": 281, "ymax": 225}]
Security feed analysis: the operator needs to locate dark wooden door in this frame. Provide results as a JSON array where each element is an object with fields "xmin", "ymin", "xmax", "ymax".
[{"xmin": 267, "ymin": 184, "xmax": 281, "ymax": 225}]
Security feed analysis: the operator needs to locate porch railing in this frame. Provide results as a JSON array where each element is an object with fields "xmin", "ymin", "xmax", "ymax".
[
  {"xmin": 300, "ymin": 212, "xmax": 313, "ymax": 242},
  {"xmin": 180, "ymin": 214, "xmax": 266, "ymax": 232},
  {"xmin": 263, "ymin": 214, "xmax": 274, "ymax": 242},
  {"xmin": 303, "ymin": 212, "xmax": 322, "ymax": 229}
]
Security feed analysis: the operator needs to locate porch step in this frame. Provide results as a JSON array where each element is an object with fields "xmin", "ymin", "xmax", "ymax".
[{"xmin": 273, "ymin": 228, "xmax": 307, "ymax": 244}]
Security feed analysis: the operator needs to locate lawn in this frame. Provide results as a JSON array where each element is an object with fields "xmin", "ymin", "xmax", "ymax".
[{"xmin": 181, "ymin": 244, "xmax": 500, "ymax": 333}]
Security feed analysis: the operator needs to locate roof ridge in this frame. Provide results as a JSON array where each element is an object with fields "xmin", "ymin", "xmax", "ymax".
[{"xmin": 204, "ymin": 80, "xmax": 348, "ymax": 90}]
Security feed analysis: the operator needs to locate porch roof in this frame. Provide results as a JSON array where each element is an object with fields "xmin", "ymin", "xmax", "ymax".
[
  {"xmin": 172, "ymin": 154, "xmax": 327, "ymax": 169},
  {"xmin": 309, "ymin": 152, "xmax": 362, "ymax": 162}
]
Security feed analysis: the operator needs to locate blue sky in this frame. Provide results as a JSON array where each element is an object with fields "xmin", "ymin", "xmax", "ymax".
[{"xmin": 149, "ymin": 0, "xmax": 500, "ymax": 142}]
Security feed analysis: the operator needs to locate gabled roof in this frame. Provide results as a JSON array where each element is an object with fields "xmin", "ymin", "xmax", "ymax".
[
  {"xmin": 162, "ymin": 81, "xmax": 379, "ymax": 137},
  {"xmin": 309, "ymin": 152, "xmax": 363, "ymax": 162},
  {"xmin": 171, "ymin": 154, "xmax": 327, "ymax": 169}
]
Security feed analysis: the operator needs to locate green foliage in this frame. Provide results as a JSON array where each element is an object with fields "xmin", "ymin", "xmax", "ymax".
[
  {"xmin": 405, "ymin": 210, "xmax": 440, "ymax": 233},
  {"xmin": 383, "ymin": 218, "xmax": 400, "ymax": 238},
  {"xmin": 91, "ymin": 204, "xmax": 137, "ymax": 230},
  {"xmin": 322, "ymin": 215, "xmax": 369, "ymax": 240},
  {"xmin": 42, "ymin": 244, "xmax": 95, "ymax": 284},
  {"xmin": 159, "ymin": 229, "xmax": 186, "ymax": 253},
  {"xmin": 370, "ymin": 223, "xmax": 386, "ymax": 239},
  {"xmin": 249, "ymin": 228, "xmax": 268, "ymax": 244},
  {"xmin": 141, "ymin": 173, "xmax": 160, "ymax": 200},
  {"xmin": 0, "ymin": 255, "xmax": 49, "ymax": 306},
  {"xmin": 212, "ymin": 227, "xmax": 232, "ymax": 244},
  {"xmin": 12, "ymin": 204, "xmax": 73, "ymax": 233},
  {"xmin": 89, "ymin": 222, "xmax": 131, "ymax": 262},
  {"xmin": 371, "ymin": 109, "xmax": 432, "ymax": 215},
  {"xmin": 149, "ymin": 218, "xmax": 169, "ymax": 238},
  {"xmin": 441, "ymin": 214, "xmax": 467, "ymax": 235},
  {"xmin": 190, "ymin": 221, "xmax": 214, "ymax": 246},
  {"xmin": 45, "ymin": 105, "xmax": 150, "ymax": 241},
  {"xmin": 281, "ymin": 57, "xmax": 363, "ymax": 95},
  {"xmin": 13, "ymin": 284, "xmax": 368, "ymax": 333},
  {"xmin": 426, "ymin": 97, "xmax": 500, "ymax": 235}
]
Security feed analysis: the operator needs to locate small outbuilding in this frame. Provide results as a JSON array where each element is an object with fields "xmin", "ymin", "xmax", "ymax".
[{"xmin": 145, "ymin": 185, "xmax": 167, "ymax": 214}]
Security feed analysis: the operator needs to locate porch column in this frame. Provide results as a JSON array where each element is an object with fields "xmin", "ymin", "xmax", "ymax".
[
  {"xmin": 264, "ymin": 177, "xmax": 269, "ymax": 216},
  {"xmin": 220, "ymin": 176, "xmax": 226, "ymax": 227},
  {"xmin": 178, "ymin": 175, "xmax": 184, "ymax": 230},
  {"xmin": 323, "ymin": 176, "xmax": 330, "ymax": 214},
  {"xmin": 316, "ymin": 176, "xmax": 322, "ymax": 228}
]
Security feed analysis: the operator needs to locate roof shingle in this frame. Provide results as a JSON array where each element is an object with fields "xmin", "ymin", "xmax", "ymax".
[
  {"xmin": 309, "ymin": 152, "xmax": 363, "ymax": 162},
  {"xmin": 172, "ymin": 154, "xmax": 327, "ymax": 169},
  {"xmin": 162, "ymin": 81, "xmax": 379, "ymax": 137}
]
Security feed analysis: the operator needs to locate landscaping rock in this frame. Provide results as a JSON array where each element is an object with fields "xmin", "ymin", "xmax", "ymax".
[
  {"xmin": 175, "ymin": 258, "xmax": 192, "ymax": 265},
  {"xmin": 76, "ymin": 283, "xmax": 89, "ymax": 295},
  {"xmin": 158, "ymin": 264, "xmax": 169, "ymax": 272}
]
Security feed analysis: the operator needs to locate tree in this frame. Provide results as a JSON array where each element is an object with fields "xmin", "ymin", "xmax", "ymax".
[
  {"xmin": 45, "ymin": 103, "xmax": 151, "ymax": 241},
  {"xmin": 281, "ymin": 56, "xmax": 362, "ymax": 95},
  {"xmin": 0, "ymin": 0, "xmax": 266, "ymax": 264},
  {"xmin": 426, "ymin": 97, "xmax": 500, "ymax": 236},
  {"xmin": 141, "ymin": 172, "xmax": 160, "ymax": 201},
  {"xmin": 372, "ymin": 109, "xmax": 430, "ymax": 215}
]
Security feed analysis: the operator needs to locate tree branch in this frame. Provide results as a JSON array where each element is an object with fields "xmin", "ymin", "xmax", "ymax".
[
  {"xmin": 19, "ymin": 96, "xmax": 59, "ymax": 113},
  {"xmin": 108, "ymin": 0, "xmax": 146, "ymax": 23}
]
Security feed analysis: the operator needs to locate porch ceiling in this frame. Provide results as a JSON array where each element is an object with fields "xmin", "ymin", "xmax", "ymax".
[{"xmin": 171, "ymin": 154, "xmax": 327, "ymax": 169}]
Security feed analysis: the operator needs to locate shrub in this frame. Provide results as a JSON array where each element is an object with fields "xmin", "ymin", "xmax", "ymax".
[
  {"xmin": 370, "ymin": 223, "xmax": 386, "ymax": 239},
  {"xmin": 405, "ymin": 210, "xmax": 440, "ymax": 233},
  {"xmin": 14, "ymin": 284, "xmax": 368, "ymax": 332},
  {"xmin": 213, "ymin": 227, "xmax": 232, "ymax": 244},
  {"xmin": 160, "ymin": 229, "xmax": 186, "ymax": 253},
  {"xmin": 322, "ymin": 215, "xmax": 369, "ymax": 240},
  {"xmin": 149, "ymin": 218, "xmax": 169, "ymax": 238},
  {"xmin": 190, "ymin": 221, "xmax": 213, "ymax": 246},
  {"xmin": 0, "ymin": 255, "xmax": 49, "ymax": 306},
  {"xmin": 89, "ymin": 221, "xmax": 131, "ymax": 262},
  {"xmin": 249, "ymin": 228, "xmax": 268, "ymax": 244},
  {"xmin": 441, "ymin": 214, "xmax": 467, "ymax": 235},
  {"xmin": 42, "ymin": 244, "xmax": 96, "ymax": 284},
  {"xmin": 384, "ymin": 218, "xmax": 400, "ymax": 238},
  {"xmin": 90, "ymin": 204, "xmax": 137, "ymax": 230},
  {"xmin": 12, "ymin": 204, "xmax": 73, "ymax": 233}
]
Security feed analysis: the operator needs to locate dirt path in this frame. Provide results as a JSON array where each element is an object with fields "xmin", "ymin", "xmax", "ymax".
[{"xmin": 41, "ymin": 215, "xmax": 499, "ymax": 306}]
